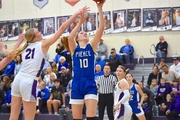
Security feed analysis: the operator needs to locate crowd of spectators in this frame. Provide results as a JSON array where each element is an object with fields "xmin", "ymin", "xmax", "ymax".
[{"xmin": 0, "ymin": 35, "xmax": 180, "ymax": 120}]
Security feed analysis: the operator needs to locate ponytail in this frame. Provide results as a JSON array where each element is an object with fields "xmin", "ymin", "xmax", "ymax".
[{"xmin": 61, "ymin": 36, "xmax": 70, "ymax": 51}]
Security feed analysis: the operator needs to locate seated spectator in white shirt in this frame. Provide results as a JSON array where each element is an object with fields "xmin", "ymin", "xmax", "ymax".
[
  {"xmin": 170, "ymin": 57, "xmax": 180, "ymax": 75},
  {"xmin": 96, "ymin": 39, "xmax": 107, "ymax": 62}
]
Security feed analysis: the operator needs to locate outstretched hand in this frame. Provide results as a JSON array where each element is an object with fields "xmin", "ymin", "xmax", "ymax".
[{"xmin": 79, "ymin": 6, "xmax": 90, "ymax": 24}]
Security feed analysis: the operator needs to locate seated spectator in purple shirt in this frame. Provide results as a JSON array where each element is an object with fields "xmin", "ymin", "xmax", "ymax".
[
  {"xmin": 170, "ymin": 79, "xmax": 180, "ymax": 98},
  {"xmin": 155, "ymin": 78, "xmax": 170, "ymax": 105},
  {"xmin": 119, "ymin": 39, "xmax": 134, "ymax": 64},
  {"xmin": 166, "ymin": 94, "xmax": 180, "ymax": 120}
]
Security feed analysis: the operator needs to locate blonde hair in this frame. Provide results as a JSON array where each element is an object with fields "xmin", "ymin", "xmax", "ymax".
[
  {"xmin": 9, "ymin": 28, "xmax": 36, "ymax": 59},
  {"xmin": 150, "ymin": 79, "xmax": 158, "ymax": 90}
]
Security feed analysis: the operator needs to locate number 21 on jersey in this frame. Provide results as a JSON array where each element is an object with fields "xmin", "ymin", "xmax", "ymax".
[{"xmin": 79, "ymin": 58, "xmax": 88, "ymax": 68}]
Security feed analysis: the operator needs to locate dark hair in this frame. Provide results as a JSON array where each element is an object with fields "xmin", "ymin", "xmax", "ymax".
[
  {"xmin": 162, "ymin": 64, "xmax": 169, "ymax": 69},
  {"xmin": 126, "ymin": 73, "xmax": 138, "ymax": 84},
  {"xmin": 172, "ymin": 79, "xmax": 179, "ymax": 83}
]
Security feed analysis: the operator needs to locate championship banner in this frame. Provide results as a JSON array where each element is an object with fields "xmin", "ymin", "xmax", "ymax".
[
  {"xmin": 83, "ymin": 13, "xmax": 97, "ymax": 35},
  {"xmin": 98, "ymin": 11, "xmax": 112, "ymax": 34},
  {"xmin": 142, "ymin": 8, "xmax": 157, "ymax": 31},
  {"xmin": 33, "ymin": 0, "xmax": 48, "ymax": 9},
  {"xmin": 42, "ymin": 17, "xmax": 55, "ymax": 36},
  {"xmin": 127, "ymin": 9, "xmax": 141, "ymax": 32},
  {"xmin": 57, "ymin": 16, "xmax": 70, "ymax": 36},
  {"xmin": 157, "ymin": 7, "xmax": 172, "ymax": 31},
  {"xmin": 172, "ymin": 7, "xmax": 180, "ymax": 31},
  {"xmin": 0, "ymin": 21, "xmax": 8, "ymax": 41},
  {"xmin": 19, "ymin": 19, "xmax": 32, "ymax": 34},
  {"xmin": 65, "ymin": 0, "xmax": 80, "ymax": 6},
  {"xmin": 112, "ymin": 9, "xmax": 127, "ymax": 33},
  {"xmin": 32, "ymin": 18, "xmax": 43, "ymax": 33},
  {"xmin": 7, "ymin": 20, "xmax": 19, "ymax": 40}
]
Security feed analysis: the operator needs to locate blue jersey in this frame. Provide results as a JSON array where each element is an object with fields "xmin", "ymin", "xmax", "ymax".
[
  {"xmin": 72, "ymin": 44, "xmax": 95, "ymax": 81},
  {"xmin": 129, "ymin": 84, "xmax": 139, "ymax": 104}
]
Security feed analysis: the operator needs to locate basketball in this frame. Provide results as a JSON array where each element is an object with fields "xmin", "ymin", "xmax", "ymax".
[{"xmin": 93, "ymin": 0, "xmax": 103, "ymax": 3}]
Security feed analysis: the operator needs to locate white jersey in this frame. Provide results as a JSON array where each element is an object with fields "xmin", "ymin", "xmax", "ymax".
[
  {"xmin": 19, "ymin": 42, "xmax": 45, "ymax": 78},
  {"xmin": 114, "ymin": 78, "xmax": 129, "ymax": 105}
]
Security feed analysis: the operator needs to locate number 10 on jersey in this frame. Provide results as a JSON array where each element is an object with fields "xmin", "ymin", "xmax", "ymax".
[{"xmin": 79, "ymin": 58, "xmax": 88, "ymax": 68}]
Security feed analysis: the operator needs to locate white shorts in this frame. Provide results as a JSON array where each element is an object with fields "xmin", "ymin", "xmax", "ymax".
[
  {"xmin": 11, "ymin": 72, "xmax": 38, "ymax": 102},
  {"xmin": 70, "ymin": 94, "xmax": 98, "ymax": 104},
  {"xmin": 114, "ymin": 104, "xmax": 132, "ymax": 120}
]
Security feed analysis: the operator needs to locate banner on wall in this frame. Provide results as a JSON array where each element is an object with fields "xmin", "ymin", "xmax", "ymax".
[
  {"xmin": 112, "ymin": 9, "xmax": 127, "ymax": 33},
  {"xmin": 142, "ymin": 8, "xmax": 157, "ymax": 31},
  {"xmin": 42, "ymin": 17, "xmax": 55, "ymax": 36},
  {"xmin": 0, "ymin": 0, "xmax": 2, "ymax": 9},
  {"xmin": 57, "ymin": 16, "xmax": 70, "ymax": 36},
  {"xmin": 33, "ymin": 0, "xmax": 48, "ymax": 9},
  {"xmin": 172, "ymin": 7, "xmax": 180, "ymax": 30},
  {"xmin": 65, "ymin": 0, "xmax": 80, "ymax": 6},
  {"xmin": 0, "ymin": 21, "xmax": 8, "ymax": 41},
  {"xmin": 83, "ymin": 13, "xmax": 97, "ymax": 35},
  {"xmin": 98, "ymin": 11, "xmax": 112, "ymax": 34},
  {"xmin": 157, "ymin": 7, "xmax": 172, "ymax": 31},
  {"xmin": 7, "ymin": 20, "xmax": 19, "ymax": 40},
  {"xmin": 32, "ymin": 18, "xmax": 43, "ymax": 33},
  {"xmin": 127, "ymin": 9, "xmax": 141, "ymax": 32},
  {"xmin": 19, "ymin": 19, "xmax": 32, "ymax": 34}
]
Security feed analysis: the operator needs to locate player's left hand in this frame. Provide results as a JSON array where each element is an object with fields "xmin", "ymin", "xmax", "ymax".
[{"xmin": 114, "ymin": 103, "xmax": 120, "ymax": 111}]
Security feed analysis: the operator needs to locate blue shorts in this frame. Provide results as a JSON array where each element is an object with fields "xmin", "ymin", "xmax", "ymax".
[
  {"xmin": 130, "ymin": 103, "xmax": 144, "ymax": 116},
  {"xmin": 70, "ymin": 79, "xmax": 98, "ymax": 104}
]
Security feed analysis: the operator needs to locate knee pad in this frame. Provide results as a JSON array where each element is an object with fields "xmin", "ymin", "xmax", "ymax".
[{"xmin": 87, "ymin": 116, "xmax": 100, "ymax": 120}]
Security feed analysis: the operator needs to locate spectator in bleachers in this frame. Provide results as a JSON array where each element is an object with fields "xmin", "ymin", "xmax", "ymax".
[
  {"xmin": 96, "ymin": 38, "xmax": 107, "ymax": 62},
  {"xmin": 51, "ymin": 62, "xmax": 58, "ymax": 73},
  {"xmin": 94, "ymin": 64, "xmax": 104, "ymax": 81},
  {"xmin": 1, "ymin": 82, "xmax": 12, "ymax": 113},
  {"xmin": 59, "ymin": 66, "xmax": 72, "ymax": 92},
  {"xmin": 149, "ymin": 79, "xmax": 158, "ymax": 96},
  {"xmin": 170, "ymin": 79, "xmax": 179, "ymax": 97},
  {"xmin": 47, "ymin": 79, "xmax": 65, "ymax": 115},
  {"xmin": 170, "ymin": 57, "xmax": 180, "ymax": 75},
  {"xmin": 155, "ymin": 36, "xmax": 168, "ymax": 64},
  {"xmin": 138, "ymin": 81, "xmax": 155, "ymax": 103},
  {"xmin": 159, "ymin": 59, "xmax": 166, "ymax": 72},
  {"xmin": 1, "ymin": 60, "xmax": 15, "ymax": 80},
  {"xmin": 147, "ymin": 65, "xmax": 162, "ymax": 87},
  {"xmin": 14, "ymin": 55, "xmax": 22, "ymax": 76},
  {"xmin": 161, "ymin": 64, "xmax": 180, "ymax": 84},
  {"xmin": 56, "ymin": 41, "xmax": 65, "ymax": 56},
  {"xmin": 155, "ymin": 78, "xmax": 170, "ymax": 105},
  {"xmin": 43, "ymin": 67, "xmax": 53, "ymax": 85},
  {"xmin": 119, "ymin": 39, "xmax": 134, "ymax": 64},
  {"xmin": 142, "ymin": 92, "xmax": 153, "ymax": 120},
  {"xmin": 46, "ymin": 72, "xmax": 57, "ymax": 90},
  {"xmin": 159, "ymin": 94, "xmax": 172, "ymax": 116},
  {"xmin": 42, "ymin": 56, "xmax": 51, "ymax": 77},
  {"xmin": 2, "ymin": 76, "xmax": 11, "ymax": 94},
  {"xmin": 36, "ymin": 82, "xmax": 50, "ymax": 114},
  {"xmin": 166, "ymin": 94, "xmax": 180, "ymax": 120},
  {"xmin": 108, "ymin": 48, "xmax": 121, "ymax": 59},
  {"xmin": 57, "ymin": 56, "xmax": 68, "ymax": 74},
  {"xmin": 107, "ymin": 48, "xmax": 123, "ymax": 75}
]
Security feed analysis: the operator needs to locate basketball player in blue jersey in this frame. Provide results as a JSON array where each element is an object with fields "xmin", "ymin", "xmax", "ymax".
[
  {"xmin": 61, "ymin": 1, "xmax": 106, "ymax": 120},
  {"xmin": 0, "ymin": 7, "xmax": 88, "ymax": 120},
  {"xmin": 0, "ymin": 34, "xmax": 24, "ymax": 70},
  {"xmin": 126, "ymin": 73, "xmax": 146, "ymax": 120}
]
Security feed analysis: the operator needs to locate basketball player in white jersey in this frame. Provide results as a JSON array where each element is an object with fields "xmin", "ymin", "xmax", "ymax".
[
  {"xmin": 114, "ymin": 66, "xmax": 132, "ymax": 120},
  {"xmin": 0, "ymin": 7, "xmax": 89, "ymax": 120},
  {"xmin": 0, "ymin": 34, "xmax": 24, "ymax": 70}
]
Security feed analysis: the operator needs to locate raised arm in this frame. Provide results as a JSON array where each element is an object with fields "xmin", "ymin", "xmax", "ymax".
[
  {"xmin": 68, "ymin": 6, "xmax": 90, "ymax": 53},
  {"xmin": 90, "ymin": 0, "xmax": 105, "ymax": 51},
  {"xmin": 42, "ymin": 9, "xmax": 81, "ymax": 54}
]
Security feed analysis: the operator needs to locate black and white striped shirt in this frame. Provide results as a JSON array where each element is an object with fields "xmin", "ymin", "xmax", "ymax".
[{"xmin": 96, "ymin": 74, "xmax": 117, "ymax": 94}]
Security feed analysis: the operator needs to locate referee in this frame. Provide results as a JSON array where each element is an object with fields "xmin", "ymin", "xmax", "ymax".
[{"xmin": 96, "ymin": 64, "xmax": 117, "ymax": 120}]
